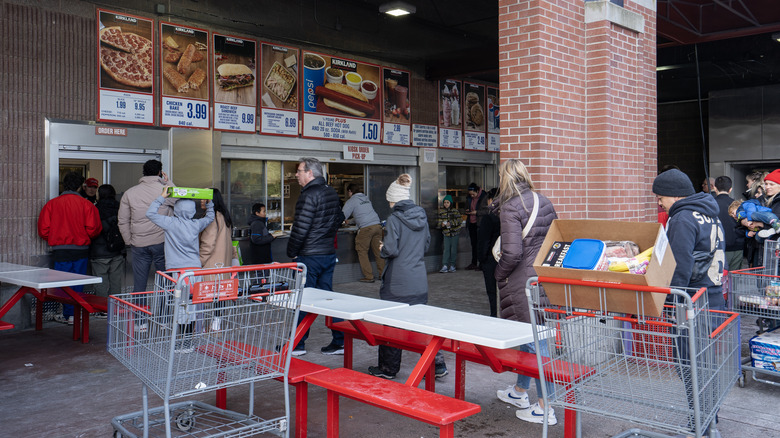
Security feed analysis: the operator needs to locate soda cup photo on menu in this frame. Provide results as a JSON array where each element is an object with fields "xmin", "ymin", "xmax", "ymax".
[{"xmin": 303, "ymin": 53, "xmax": 326, "ymax": 111}]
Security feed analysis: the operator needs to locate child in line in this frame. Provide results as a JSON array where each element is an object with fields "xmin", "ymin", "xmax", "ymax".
[
  {"xmin": 146, "ymin": 188, "xmax": 214, "ymax": 352},
  {"xmin": 437, "ymin": 195, "xmax": 463, "ymax": 272},
  {"xmin": 728, "ymin": 199, "xmax": 780, "ymax": 241},
  {"xmin": 247, "ymin": 203, "xmax": 275, "ymax": 265}
]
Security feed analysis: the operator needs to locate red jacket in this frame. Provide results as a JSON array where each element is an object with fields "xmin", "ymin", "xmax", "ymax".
[{"xmin": 38, "ymin": 192, "xmax": 102, "ymax": 248}]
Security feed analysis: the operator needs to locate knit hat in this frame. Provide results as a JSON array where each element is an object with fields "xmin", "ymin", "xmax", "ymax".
[
  {"xmin": 765, "ymin": 169, "xmax": 780, "ymax": 186},
  {"xmin": 386, "ymin": 174, "xmax": 412, "ymax": 203},
  {"xmin": 467, "ymin": 182, "xmax": 479, "ymax": 191},
  {"xmin": 442, "ymin": 195, "xmax": 453, "ymax": 205},
  {"xmin": 652, "ymin": 169, "xmax": 695, "ymax": 197}
]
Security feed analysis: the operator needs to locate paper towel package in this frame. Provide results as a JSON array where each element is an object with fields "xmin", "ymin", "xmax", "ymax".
[{"xmin": 750, "ymin": 327, "xmax": 780, "ymax": 374}]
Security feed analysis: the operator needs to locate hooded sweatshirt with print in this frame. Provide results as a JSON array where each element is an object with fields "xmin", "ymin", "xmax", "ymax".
[
  {"xmin": 666, "ymin": 192, "xmax": 726, "ymax": 309},
  {"xmin": 146, "ymin": 197, "xmax": 214, "ymax": 270}
]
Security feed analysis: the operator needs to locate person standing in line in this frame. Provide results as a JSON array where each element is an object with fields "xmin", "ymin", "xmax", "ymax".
[
  {"xmin": 653, "ymin": 168, "xmax": 725, "ymax": 437},
  {"xmin": 493, "ymin": 160, "xmax": 559, "ymax": 426},
  {"xmin": 701, "ymin": 177, "xmax": 716, "ymax": 194},
  {"xmin": 79, "ymin": 177, "xmax": 99, "ymax": 204},
  {"xmin": 89, "ymin": 184, "xmax": 126, "ymax": 313},
  {"xmin": 287, "ymin": 157, "xmax": 346, "ymax": 356},
  {"xmin": 476, "ymin": 188, "xmax": 499, "ymax": 317},
  {"xmin": 38, "ymin": 172, "xmax": 102, "ymax": 325},
  {"xmin": 437, "ymin": 194, "xmax": 463, "ymax": 273},
  {"xmin": 118, "ymin": 160, "xmax": 175, "ymax": 292},
  {"xmin": 368, "ymin": 174, "xmax": 448, "ymax": 379},
  {"xmin": 342, "ymin": 183, "xmax": 385, "ymax": 283},
  {"xmin": 712, "ymin": 176, "xmax": 744, "ymax": 272},
  {"xmin": 246, "ymin": 203, "xmax": 275, "ymax": 264},
  {"xmin": 465, "ymin": 182, "xmax": 487, "ymax": 270},
  {"xmin": 199, "ymin": 188, "xmax": 239, "ymax": 269}
]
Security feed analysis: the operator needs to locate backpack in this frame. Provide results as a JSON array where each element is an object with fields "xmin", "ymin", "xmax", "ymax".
[{"xmin": 103, "ymin": 217, "xmax": 125, "ymax": 252}]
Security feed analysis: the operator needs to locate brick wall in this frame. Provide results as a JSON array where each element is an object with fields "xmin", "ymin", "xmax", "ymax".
[{"xmin": 498, "ymin": 0, "xmax": 657, "ymax": 222}]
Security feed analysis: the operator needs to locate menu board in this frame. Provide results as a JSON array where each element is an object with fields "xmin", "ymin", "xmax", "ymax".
[
  {"xmin": 438, "ymin": 79, "xmax": 462, "ymax": 149},
  {"xmin": 259, "ymin": 43, "xmax": 299, "ymax": 136},
  {"xmin": 212, "ymin": 33, "xmax": 257, "ymax": 132},
  {"xmin": 301, "ymin": 52, "xmax": 382, "ymax": 143},
  {"xmin": 97, "ymin": 10, "xmax": 154, "ymax": 125},
  {"xmin": 463, "ymin": 82, "xmax": 486, "ymax": 151},
  {"xmin": 486, "ymin": 86, "xmax": 500, "ymax": 152},
  {"xmin": 159, "ymin": 22, "xmax": 210, "ymax": 129},
  {"xmin": 382, "ymin": 68, "xmax": 411, "ymax": 146}
]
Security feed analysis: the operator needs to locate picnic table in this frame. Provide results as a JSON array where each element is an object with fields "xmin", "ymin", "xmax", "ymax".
[{"xmin": 0, "ymin": 262, "xmax": 103, "ymax": 342}]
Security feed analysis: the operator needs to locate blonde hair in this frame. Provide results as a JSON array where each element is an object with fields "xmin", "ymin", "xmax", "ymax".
[
  {"xmin": 728, "ymin": 200, "xmax": 741, "ymax": 217},
  {"xmin": 497, "ymin": 159, "xmax": 535, "ymax": 209}
]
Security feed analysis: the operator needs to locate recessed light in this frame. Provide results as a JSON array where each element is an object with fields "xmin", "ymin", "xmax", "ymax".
[{"xmin": 379, "ymin": 1, "xmax": 416, "ymax": 17}]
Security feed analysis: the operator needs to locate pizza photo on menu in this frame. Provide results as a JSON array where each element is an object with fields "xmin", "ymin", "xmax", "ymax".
[{"xmin": 98, "ymin": 14, "xmax": 154, "ymax": 92}]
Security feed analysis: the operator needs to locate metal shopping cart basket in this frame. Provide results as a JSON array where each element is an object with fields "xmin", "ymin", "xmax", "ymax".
[
  {"xmin": 726, "ymin": 266, "xmax": 780, "ymax": 388},
  {"xmin": 107, "ymin": 263, "xmax": 305, "ymax": 438},
  {"xmin": 525, "ymin": 277, "xmax": 740, "ymax": 438}
]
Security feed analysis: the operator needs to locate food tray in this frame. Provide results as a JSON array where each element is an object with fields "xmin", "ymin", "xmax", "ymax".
[{"xmin": 264, "ymin": 61, "xmax": 296, "ymax": 102}]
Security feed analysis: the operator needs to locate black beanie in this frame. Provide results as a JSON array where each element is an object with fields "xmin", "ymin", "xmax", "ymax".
[{"xmin": 652, "ymin": 169, "xmax": 695, "ymax": 197}]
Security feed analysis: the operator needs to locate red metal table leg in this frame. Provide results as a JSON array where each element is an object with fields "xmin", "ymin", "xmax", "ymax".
[
  {"xmin": 294, "ymin": 381, "xmax": 309, "ymax": 438},
  {"xmin": 326, "ymin": 389, "xmax": 339, "ymax": 438}
]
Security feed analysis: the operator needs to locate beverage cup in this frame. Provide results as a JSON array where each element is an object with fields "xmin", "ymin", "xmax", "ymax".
[{"xmin": 302, "ymin": 53, "xmax": 326, "ymax": 112}]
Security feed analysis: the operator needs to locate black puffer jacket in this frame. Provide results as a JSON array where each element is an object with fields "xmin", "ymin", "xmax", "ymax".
[
  {"xmin": 287, "ymin": 177, "xmax": 345, "ymax": 258},
  {"xmin": 494, "ymin": 186, "xmax": 557, "ymax": 323}
]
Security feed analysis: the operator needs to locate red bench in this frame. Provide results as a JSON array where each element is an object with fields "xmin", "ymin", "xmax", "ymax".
[
  {"xmin": 305, "ymin": 367, "xmax": 481, "ymax": 438},
  {"xmin": 0, "ymin": 320, "xmax": 14, "ymax": 330},
  {"xmin": 198, "ymin": 341, "xmax": 330, "ymax": 438},
  {"xmin": 328, "ymin": 319, "xmax": 594, "ymax": 438},
  {"xmin": 41, "ymin": 288, "xmax": 107, "ymax": 343}
]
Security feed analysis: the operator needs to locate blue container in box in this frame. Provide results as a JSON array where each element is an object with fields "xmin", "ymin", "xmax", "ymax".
[{"xmin": 561, "ymin": 239, "xmax": 607, "ymax": 270}]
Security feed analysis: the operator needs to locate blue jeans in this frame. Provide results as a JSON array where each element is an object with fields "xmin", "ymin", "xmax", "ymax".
[
  {"xmin": 295, "ymin": 254, "xmax": 343, "ymax": 348},
  {"xmin": 442, "ymin": 234, "xmax": 459, "ymax": 267},
  {"xmin": 516, "ymin": 339, "xmax": 555, "ymax": 401},
  {"xmin": 748, "ymin": 211, "xmax": 778, "ymax": 227},
  {"xmin": 53, "ymin": 258, "xmax": 88, "ymax": 318},
  {"xmin": 131, "ymin": 243, "xmax": 166, "ymax": 292}
]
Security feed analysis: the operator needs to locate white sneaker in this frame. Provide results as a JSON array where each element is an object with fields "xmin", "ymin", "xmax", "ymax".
[
  {"xmin": 497, "ymin": 385, "xmax": 530, "ymax": 409},
  {"xmin": 516, "ymin": 402, "xmax": 557, "ymax": 425},
  {"xmin": 757, "ymin": 228, "xmax": 778, "ymax": 238},
  {"xmin": 439, "ymin": 265, "xmax": 449, "ymax": 273}
]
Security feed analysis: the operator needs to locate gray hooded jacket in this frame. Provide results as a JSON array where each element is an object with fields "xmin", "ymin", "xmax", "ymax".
[
  {"xmin": 146, "ymin": 197, "xmax": 214, "ymax": 269},
  {"xmin": 379, "ymin": 200, "xmax": 430, "ymax": 304}
]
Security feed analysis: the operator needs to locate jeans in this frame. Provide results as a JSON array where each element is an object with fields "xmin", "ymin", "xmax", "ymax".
[
  {"xmin": 131, "ymin": 243, "xmax": 166, "ymax": 292},
  {"xmin": 747, "ymin": 210, "xmax": 778, "ymax": 227},
  {"xmin": 295, "ymin": 254, "xmax": 343, "ymax": 347},
  {"xmin": 91, "ymin": 255, "xmax": 126, "ymax": 297},
  {"xmin": 53, "ymin": 258, "xmax": 88, "ymax": 318},
  {"xmin": 516, "ymin": 339, "xmax": 554, "ymax": 401},
  {"xmin": 467, "ymin": 222, "xmax": 478, "ymax": 265},
  {"xmin": 442, "ymin": 234, "xmax": 459, "ymax": 267}
]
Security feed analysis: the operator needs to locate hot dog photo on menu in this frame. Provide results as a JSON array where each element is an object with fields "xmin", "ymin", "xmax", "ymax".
[
  {"xmin": 160, "ymin": 23, "xmax": 209, "ymax": 100},
  {"xmin": 301, "ymin": 51, "xmax": 382, "ymax": 121},
  {"xmin": 98, "ymin": 11, "xmax": 154, "ymax": 92},
  {"xmin": 212, "ymin": 34, "xmax": 257, "ymax": 106}
]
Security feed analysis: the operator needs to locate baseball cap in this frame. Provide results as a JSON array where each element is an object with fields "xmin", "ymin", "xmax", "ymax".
[{"xmin": 85, "ymin": 178, "xmax": 99, "ymax": 187}]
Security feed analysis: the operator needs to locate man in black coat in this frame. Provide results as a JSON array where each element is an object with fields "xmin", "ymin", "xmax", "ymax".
[
  {"xmin": 287, "ymin": 157, "xmax": 345, "ymax": 356},
  {"xmin": 465, "ymin": 182, "xmax": 487, "ymax": 270},
  {"xmin": 713, "ymin": 176, "xmax": 744, "ymax": 272}
]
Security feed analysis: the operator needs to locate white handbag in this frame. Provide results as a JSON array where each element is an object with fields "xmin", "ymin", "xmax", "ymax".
[{"xmin": 492, "ymin": 192, "xmax": 539, "ymax": 262}]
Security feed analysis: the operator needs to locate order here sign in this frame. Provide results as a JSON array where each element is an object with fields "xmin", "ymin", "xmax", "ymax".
[{"xmin": 343, "ymin": 144, "xmax": 374, "ymax": 161}]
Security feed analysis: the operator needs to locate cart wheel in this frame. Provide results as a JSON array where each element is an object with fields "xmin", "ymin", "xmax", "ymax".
[
  {"xmin": 738, "ymin": 373, "xmax": 745, "ymax": 388},
  {"xmin": 175, "ymin": 410, "xmax": 195, "ymax": 432}
]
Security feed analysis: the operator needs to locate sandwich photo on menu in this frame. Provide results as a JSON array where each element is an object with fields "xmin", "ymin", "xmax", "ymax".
[{"xmin": 216, "ymin": 64, "xmax": 255, "ymax": 91}]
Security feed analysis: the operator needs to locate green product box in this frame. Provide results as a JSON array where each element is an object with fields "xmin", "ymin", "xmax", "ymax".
[{"xmin": 167, "ymin": 187, "xmax": 213, "ymax": 200}]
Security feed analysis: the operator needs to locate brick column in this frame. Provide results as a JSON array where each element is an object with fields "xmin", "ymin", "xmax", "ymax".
[{"xmin": 498, "ymin": 0, "xmax": 657, "ymax": 221}]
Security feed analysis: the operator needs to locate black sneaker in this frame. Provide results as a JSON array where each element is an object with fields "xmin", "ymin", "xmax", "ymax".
[
  {"xmin": 321, "ymin": 342, "xmax": 344, "ymax": 355},
  {"xmin": 368, "ymin": 366, "xmax": 396, "ymax": 379},
  {"xmin": 435, "ymin": 364, "xmax": 449, "ymax": 378},
  {"xmin": 93, "ymin": 312, "xmax": 108, "ymax": 319}
]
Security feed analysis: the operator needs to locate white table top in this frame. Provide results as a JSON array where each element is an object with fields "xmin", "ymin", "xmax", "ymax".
[
  {"xmin": 299, "ymin": 287, "xmax": 409, "ymax": 320},
  {"xmin": 0, "ymin": 268, "xmax": 102, "ymax": 289},
  {"xmin": 0, "ymin": 262, "xmax": 48, "ymax": 274},
  {"xmin": 362, "ymin": 304, "xmax": 536, "ymax": 349}
]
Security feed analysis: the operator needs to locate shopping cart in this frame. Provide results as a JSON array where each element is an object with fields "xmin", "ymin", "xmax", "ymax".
[
  {"xmin": 726, "ymin": 266, "xmax": 780, "ymax": 388},
  {"xmin": 108, "ymin": 263, "xmax": 305, "ymax": 438},
  {"xmin": 526, "ymin": 277, "xmax": 740, "ymax": 438}
]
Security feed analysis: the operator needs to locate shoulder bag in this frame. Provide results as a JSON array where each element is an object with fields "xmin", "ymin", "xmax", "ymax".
[{"xmin": 492, "ymin": 192, "xmax": 539, "ymax": 262}]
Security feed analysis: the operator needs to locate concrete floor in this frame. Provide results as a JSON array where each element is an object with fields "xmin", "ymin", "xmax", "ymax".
[{"xmin": 1, "ymin": 268, "xmax": 778, "ymax": 438}]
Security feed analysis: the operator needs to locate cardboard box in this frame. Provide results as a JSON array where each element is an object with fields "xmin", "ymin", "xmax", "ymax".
[
  {"xmin": 750, "ymin": 327, "xmax": 780, "ymax": 374},
  {"xmin": 533, "ymin": 220, "xmax": 677, "ymax": 317},
  {"xmin": 167, "ymin": 187, "xmax": 213, "ymax": 200}
]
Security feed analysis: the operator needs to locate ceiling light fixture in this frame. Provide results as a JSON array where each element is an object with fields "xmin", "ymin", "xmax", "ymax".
[
  {"xmin": 773, "ymin": 32, "xmax": 780, "ymax": 43},
  {"xmin": 379, "ymin": 1, "xmax": 416, "ymax": 17}
]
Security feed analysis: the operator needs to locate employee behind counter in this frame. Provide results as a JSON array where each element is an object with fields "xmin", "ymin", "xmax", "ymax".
[{"xmin": 342, "ymin": 184, "xmax": 385, "ymax": 283}]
